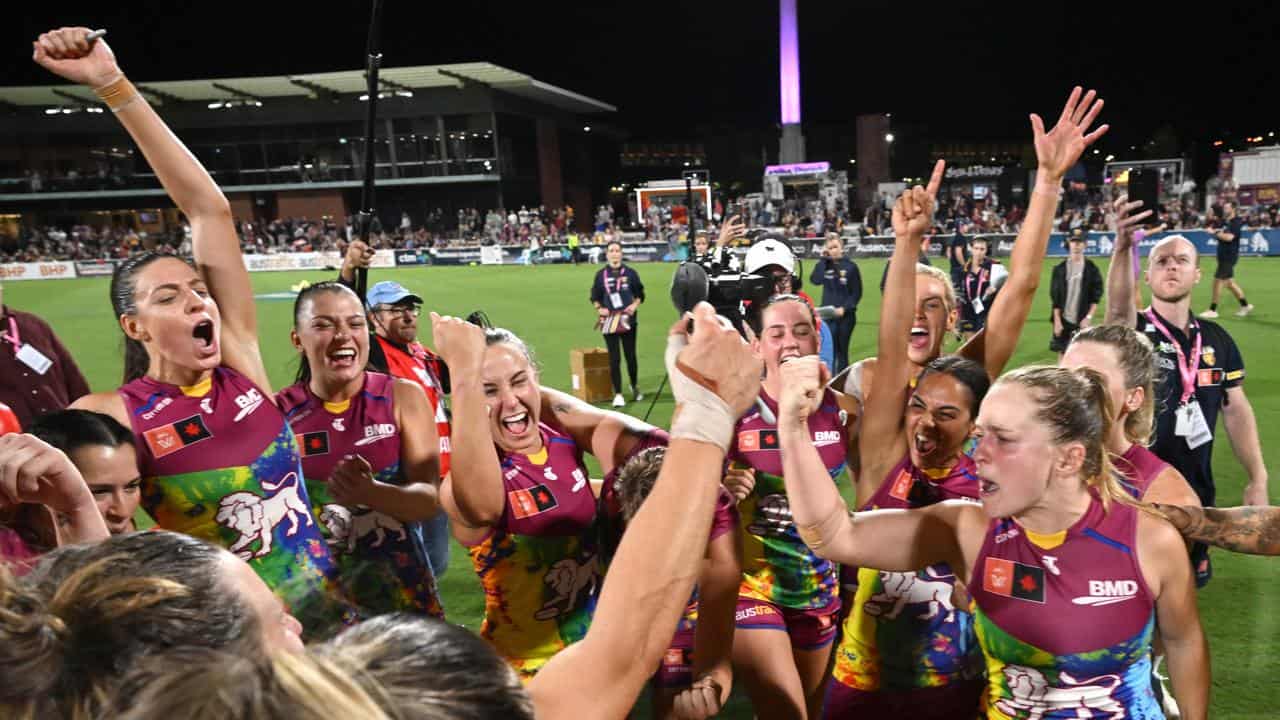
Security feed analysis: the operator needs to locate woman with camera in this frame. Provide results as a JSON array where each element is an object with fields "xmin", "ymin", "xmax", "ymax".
[{"xmin": 591, "ymin": 241, "xmax": 645, "ymax": 408}]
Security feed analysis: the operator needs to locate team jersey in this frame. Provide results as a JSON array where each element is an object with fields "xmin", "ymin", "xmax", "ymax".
[
  {"xmin": 277, "ymin": 372, "xmax": 443, "ymax": 619},
  {"xmin": 972, "ymin": 494, "xmax": 1160, "ymax": 719},
  {"xmin": 466, "ymin": 422, "xmax": 601, "ymax": 677},
  {"xmin": 119, "ymin": 367, "xmax": 346, "ymax": 634},
  {"xmin": 833, "ymin": 454, "xmax": 985, "ymax": 696},
  {"xmin": 1115, "ymin": 444, "xmax": 1169, "ymax": 501},
  {"xmin": 729, "ymin": 388, "xmax": 848, "ymax": 610}
]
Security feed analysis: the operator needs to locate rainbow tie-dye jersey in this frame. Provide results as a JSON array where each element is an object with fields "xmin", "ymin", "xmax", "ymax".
[
  {"xmin": 832, "ymin": 455, "xmax": 985, "ymax": 702},
  {"xmin": 972, "ymin": 494, "xmax": 1161, "ymax": 719},
  {"xmin": 277, "ymin": 372, "xmax": 443, "ymax": 619},
  {"xmin": 729, "ymin": 389, "xmax": 847, "ymax": 610},
  {"xmin": 467, "ymin": 423, "xmax": 600, "ymax": 677},
  {"xmin": 119, "ymin": 367, "xmax": 347, "ymax": 635}
]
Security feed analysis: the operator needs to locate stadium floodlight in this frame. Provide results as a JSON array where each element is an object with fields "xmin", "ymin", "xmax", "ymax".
[
  {"xmin": 359, "ymin": 94, "xmax": 370, "ymax": 101},
  {"xmin": 208, "ymin": 101, "xmax": 224, "ymax": 109},
  {"xmin": 885, "ymin": 133, "xmax": 894, "ymax": 143},
  {"xmin": 44, "ymin": 107, "xmax": 60, "ymax": 115}
]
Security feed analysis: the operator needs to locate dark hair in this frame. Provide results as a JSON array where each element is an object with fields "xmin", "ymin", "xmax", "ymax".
[
  {"xmin": 111, "ymin": 253, "xmax": 195, "ymax": 384},
  {"xmin": 484, "ymin": 327, "xmax": 538, "ymax": 371},
  {"xmin": 317, "ymin": 614, "xmax": 534, "ymax": 720},
  {"xmin": 27, "ymin": 410, "xmax": 134, "ymax": 456},
  {"xmin": 607, "ymin": 240, "xmax": 623, "ymax": 252},
  {"xmin": 916, "ymin": 355, "xmax": 990, "ymax": 418},
  {"xmin": 753, "ymin": 293, "xmax": 817, "ymax": 334},
  {"xmin": 613, "ymin": 446, "xmax": 666, "ymax": 522},
  {"xmin": 291, "ymin": 281, "xmax": 366, "ymax": 385},
  {"xmin": 0, "ymin": 531, "xmax": 260, "ymax": 719}
]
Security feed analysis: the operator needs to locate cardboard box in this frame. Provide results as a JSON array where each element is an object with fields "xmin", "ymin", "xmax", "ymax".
[{"xmin": 569, "ymin": 348, "xmax": 614, "ymax": 403}]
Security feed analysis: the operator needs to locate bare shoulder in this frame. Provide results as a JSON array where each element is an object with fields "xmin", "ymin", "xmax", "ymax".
[
  {"xmin": 1135, "ymin": 508, "xmax": 1187, "ymax": 596},
  {"xmin": 391, "ymin": 377, "xmax": 428, "ymax": 403},
  {"xmin": 1143, "ymin": 467, "xmax": 1201, "ymax": 508},
  {"xmin": 70, "ymin": 391, "xmax": 128, "ymax": 425}
]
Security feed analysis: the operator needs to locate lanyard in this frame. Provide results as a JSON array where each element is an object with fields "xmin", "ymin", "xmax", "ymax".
[
  {"xmin": 1, "ymin": 315, "xmax": 19, "ymax": 349},
  {"xmin": 965, "ymin": 264, "xmax": 988, "ymax": 300},
  {"xmin": 1144, "ymin": 308, "xmax": 1202, "ymax": 406},
  {"xmin": 605, "ymin": 266, "xmax": 625, "ymax": 293}
]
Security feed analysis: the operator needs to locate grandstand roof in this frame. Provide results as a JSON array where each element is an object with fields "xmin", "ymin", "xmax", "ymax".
[{"xmin": 0, "ymin": 63, "xmax": 616, "ymax": 114}]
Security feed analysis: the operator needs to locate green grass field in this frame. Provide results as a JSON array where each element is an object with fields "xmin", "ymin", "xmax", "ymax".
[{"xmin": 7, "ymin": 257, "xmax": 1279, "ymax": 718}]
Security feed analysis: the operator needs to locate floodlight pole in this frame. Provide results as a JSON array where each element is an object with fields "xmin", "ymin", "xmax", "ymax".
[{"xmin": 355, "ymin": 0, "xmax": 385, "ymax": 304}]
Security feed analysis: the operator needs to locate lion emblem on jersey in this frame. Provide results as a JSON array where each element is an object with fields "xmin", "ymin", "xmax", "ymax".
[
  {"xmin": 865, "ymin": 566, "xmax": 958, "ymax": 622},
  {"xmin": 534, "ymin": 553, "xmax": 598, "ymax": 621},
  {"xmin": 215, "ymin": 472, "xmax": 314, "ymax": 561},
  {"xmin": 319, "ymin": 504, "xmax": 406, "ymax": 553},
  {"xmin": 996, "ymin": 665, "xmax": 1123, "ymax": 719}
]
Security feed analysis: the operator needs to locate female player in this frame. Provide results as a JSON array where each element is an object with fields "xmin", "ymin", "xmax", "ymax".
[
  {"xmin": 720, "ymin": 290, "xmax": 859, "ymax": 720},
  {"xmin": 842, "ymin": 87, "xmax": 1111, "ymax": 403},
  {"xmin": 430, "ymin": 313, "xmax": 660, "ymax": 678},
  {"xmin": 276, "ymin": 281, "xmax": 444, "ymax": 618},
  {"xmin": 1061, "ymin": 325, "xmax": 1200, "ymax": 505},
  {"xmin": 816, "ymin": 181, "xmax": 988, "ymax": 717},
  {"xmin": 40, "ymin": 27, "xmax": 341, "ymax": 632},
  {"xmin": 778, "ymin": 360, "xmax": 1209, "ymax": 719}
]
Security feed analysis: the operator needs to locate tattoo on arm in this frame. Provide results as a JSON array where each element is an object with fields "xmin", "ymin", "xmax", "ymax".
[{"xmin": 1157, "ymin": 504, "xmax": 1280, "ymax": 556}]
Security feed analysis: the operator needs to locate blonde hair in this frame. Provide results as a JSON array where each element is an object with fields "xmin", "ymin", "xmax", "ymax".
[
  {"xmin": 1067, "ymin": 325, "xmax": 1158, "ymax": 445},
  {"xmin": 997, "ymin": 365, "xmax": 1136, "ymax": 513},
  {"xmin": 916, "ymin": 263, "xmax": 957, "ymax": 311}
]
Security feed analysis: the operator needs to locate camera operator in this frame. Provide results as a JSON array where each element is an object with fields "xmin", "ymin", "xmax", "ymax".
[{"xmin": 591, "ymin": 241, "xmax": 645, "ymax": 408}]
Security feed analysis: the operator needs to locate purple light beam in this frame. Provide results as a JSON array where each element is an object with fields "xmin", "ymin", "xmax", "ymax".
[{"xmin": 779, "ymin": 0, "xmax": 800, "ymax": 125}]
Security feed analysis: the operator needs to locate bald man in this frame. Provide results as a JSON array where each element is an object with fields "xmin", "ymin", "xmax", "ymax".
[{"xmin": 1106, "ymin": 198, "xmax": 1268, "ymax": 587}]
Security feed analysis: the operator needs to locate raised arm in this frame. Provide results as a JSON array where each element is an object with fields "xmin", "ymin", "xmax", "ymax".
[
  {"xmin": 33, "ymin": 28, "xmax": 268, "ymax": 391},
  {"xmin": 430, "ymin": 314, "xmax": 504, "ymax": 528},
  {"xmin": 538, "ymin": 386, "xmax": 659, "ymax": 475},
  {"xmin": 856, "ymin": 165, "xmax": 944, "ymax": 502},
  {"xmin": 1103, "ymin": 198, "xmax": 1152, "ymax": 327},
  {"xmin": 961, "ymin": 87, "xmax": 1109, "ymax": 377},
  {"xmin": 529, "ymin": 304, "xmax": 762, "ymax": 720},
  {"xmin": 1156, "ymin": 503, "xmax": 1280, "ymax": 556}
]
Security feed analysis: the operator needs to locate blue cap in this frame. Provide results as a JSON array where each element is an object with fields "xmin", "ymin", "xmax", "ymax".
[{"xmin": 366, "ymin": 281, "xmax": 423, "ymax": 308}]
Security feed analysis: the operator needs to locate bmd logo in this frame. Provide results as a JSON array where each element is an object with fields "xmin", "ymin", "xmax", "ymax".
[{"xmin": 1071, "ymin": 579, "xmax": 1139, "ymax": 607}]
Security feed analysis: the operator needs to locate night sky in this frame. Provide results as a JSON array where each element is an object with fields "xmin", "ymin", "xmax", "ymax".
[{"xmin": 9, "ymin": 1, "xmax": 1277, "ymax": 151}]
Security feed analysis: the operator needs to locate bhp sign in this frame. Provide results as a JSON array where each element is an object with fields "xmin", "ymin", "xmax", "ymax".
[{"xmin": 0, "ymin": 262, "xmax": 77, "ymax": 281}]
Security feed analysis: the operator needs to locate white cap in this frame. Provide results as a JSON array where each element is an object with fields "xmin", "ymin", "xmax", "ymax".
[{"xmin": 744, "ymin": 238, "xmax": 795, "ymax": 275}]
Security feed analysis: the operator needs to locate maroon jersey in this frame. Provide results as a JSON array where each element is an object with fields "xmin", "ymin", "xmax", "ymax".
[
  {"xmin": 277, "ymin": 372, "xmax": 443, "ymax": 618},
  {"xmin": 1115, "ymin": 444, "xmax": 1169, "ymax": 501}
]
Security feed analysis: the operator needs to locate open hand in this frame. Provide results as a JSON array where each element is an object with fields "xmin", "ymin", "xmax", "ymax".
[
  {"xmin": 1107, "ymin": 196, "xmax": 1153, "ymax": 253},
  {"xmin": 33, "ymin": 27, "xmax": 121, "ymax": 88},
  {"xmin": 1031, "ymin": 87, "xmax": 1108, "ymax": 180}
]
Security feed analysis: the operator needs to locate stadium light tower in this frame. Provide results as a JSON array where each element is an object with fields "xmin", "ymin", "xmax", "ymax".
[{"xmin": 778, "ymin": 0, "xmax": 806, "ymax": 163}]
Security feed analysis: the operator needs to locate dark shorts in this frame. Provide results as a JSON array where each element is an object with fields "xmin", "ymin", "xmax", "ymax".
[
  {"xmin": 1049, "ymin": 319, "xmax": 1081, "ymax": 353},
  {"xmin": 651, "ymin": 627, "xmax": 696, "ymax": 688},
  {"xmin": 823, "ymin": 678, "xmax": 986, "ymax": 719},
  {"xmin": 734, "ymin": 596, "xmax": 840, "ymax": 650},
  {"xmin": 1215, "ymin": 254, "xmax": 1238, "ymax": 279}
]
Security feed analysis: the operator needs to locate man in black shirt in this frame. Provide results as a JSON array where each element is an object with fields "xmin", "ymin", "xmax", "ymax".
[
  {"xmin": 1200, "ymin": 201, "xmax": 1253, "ymax": 318},
  {"xmin": 947, "ymin": 221, "xmax": 969, "ymax": 294},
  {"xmin": 1106, "ymin": 200, "xmax": 1268, "ymax": 587}
]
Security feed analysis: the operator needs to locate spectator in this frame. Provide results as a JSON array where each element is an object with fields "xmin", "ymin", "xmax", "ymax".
[
  {"xmin": 591, "ymin": 241, "xmax": 645, "ymax": 407},
  {"xmin": 1048, "ymin": 228, "xmax": 1103, "ymax": 359}
]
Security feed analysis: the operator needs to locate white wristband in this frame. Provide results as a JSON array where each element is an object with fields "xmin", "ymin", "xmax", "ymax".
[{"xmin": 665, "ymin": 333, "xmax": 736, "ymax": 452}]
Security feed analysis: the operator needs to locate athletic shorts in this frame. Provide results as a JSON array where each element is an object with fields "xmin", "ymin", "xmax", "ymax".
[
  {"xmin": 823, "ymin": 677, "xmax": 985, "ymax": 719},
  {"xmin": 1214, "ymin": 255, "xmax": 1238, "ymax": 279},
  {"xmin": 734, "ymin": 596, "xmax": 840, "ymax": 650},
  {"xmin": 651, "ymin": 627, "xmax": 696, "ymax": 688},
  {"xmin": 1048, "ymin": 319, "xmax": 1080, "ymax": 353}
]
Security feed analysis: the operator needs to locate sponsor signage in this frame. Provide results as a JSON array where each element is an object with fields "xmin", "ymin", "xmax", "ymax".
[
  {"xmin": 766, "ymin": 161, "xmax": 831, "ymax": 176},
  {"xmin": 74, "ymin": 260, "xmax": 118, "ymax": 277},
  {"xmin": 242, "ymin": 250, "xmax": 395, "ymax": 272},
  {"xmin": 0, "ymin": 261, "xmax": 77, "ymax": 281}
]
